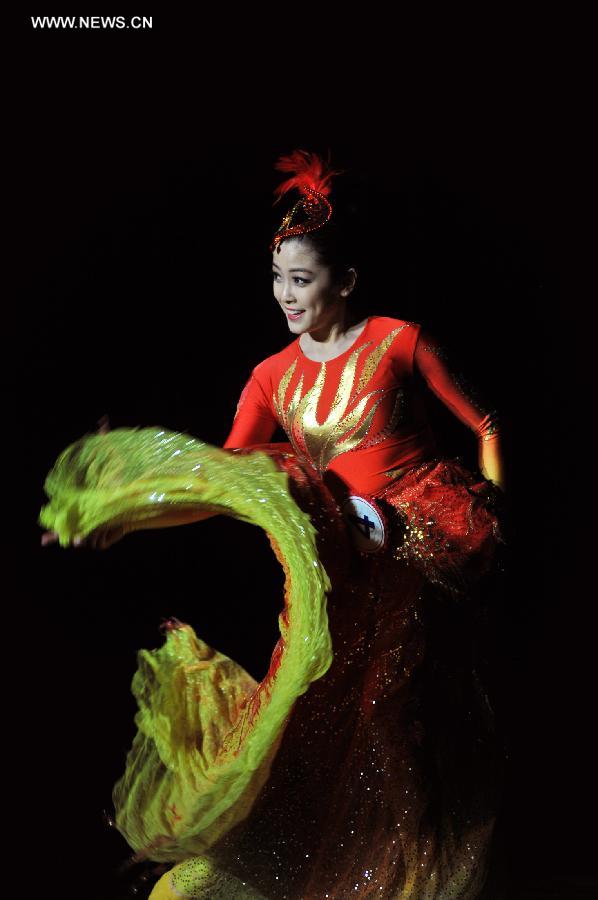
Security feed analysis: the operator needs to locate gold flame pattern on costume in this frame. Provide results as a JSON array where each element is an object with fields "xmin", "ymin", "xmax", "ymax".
[{"xmin": 273, "ymin": 326, "xmax": 408, "ymax": 472}]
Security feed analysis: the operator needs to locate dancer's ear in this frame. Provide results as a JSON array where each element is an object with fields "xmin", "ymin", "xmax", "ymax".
[{"xmin": 339, "ymin": 267, "xmax": 358, "ymax": 298}]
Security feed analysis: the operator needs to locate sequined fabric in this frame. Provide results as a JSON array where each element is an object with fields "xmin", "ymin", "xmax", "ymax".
[
  {"xmin": 271, "ymin": 324, "xmax": 409, "ymax": 473},
  {"xmin": 150, "ymin": 857, "xmax": 268, "ymax": 898},
  {"xmin": 147, "ymin": 446, "xmax": 504, "ymax": 899},
  {"xmin": 377, "ymin": 457, "xmax": 504, "ymax": 595},
  {"xmin": 140, "ymin": 318, "xmax": 506, "ymax": 897},
  {"xmin": 39, "ymin": 308, "xmax": 506, "ymax": 897},
  {"xmin": 224, "ymin": 316, "xmax": 503, "ymax": 499},
  {"xmin": 39, "ymin": 431, "xmax": 345, "ymax": 864}
]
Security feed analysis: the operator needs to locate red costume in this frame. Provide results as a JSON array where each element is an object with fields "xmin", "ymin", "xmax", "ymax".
[
  {"xmin": 158, "ymin": 314, "xmax": 505, "ymax": 898},
  {"xmin": 224, "ymin": 315, "xmax": 501, "ymax": 499},
  {"xmin": 39, "ymin": 150, "xmax": 506, "ymax": 898},
  {"xmin": 110, "ymin": 151, "xmax": 504, "ymax": 898},
  {"xmin": 224, "ymin": 315, "xmax": 502, "ymax": 593}
]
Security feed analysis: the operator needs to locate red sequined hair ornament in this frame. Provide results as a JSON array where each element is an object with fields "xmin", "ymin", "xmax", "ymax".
[{"xmin": 270, "ymin": 148, "xmax": 345, "ymax": 253}]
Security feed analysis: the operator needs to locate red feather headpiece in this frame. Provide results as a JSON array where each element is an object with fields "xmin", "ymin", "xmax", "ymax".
[{"xmin": 270, "ymin": 149, "xmax": 344, "ymax": 252}]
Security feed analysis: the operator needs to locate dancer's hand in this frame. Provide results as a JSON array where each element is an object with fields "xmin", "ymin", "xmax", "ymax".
[{"xmin": 97, "ymin": 413, "xmax": 110, "ymax": 435}]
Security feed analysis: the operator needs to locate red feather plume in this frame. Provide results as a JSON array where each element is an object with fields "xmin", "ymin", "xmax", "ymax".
[{"xmin": 272, "ymin": 148, "xmax": 344, "ymax": 205}]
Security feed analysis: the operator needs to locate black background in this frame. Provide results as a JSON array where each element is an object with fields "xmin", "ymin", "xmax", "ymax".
[{"xmin": 8, "ymin": 15, "xmax": 594, "ymax": 900}]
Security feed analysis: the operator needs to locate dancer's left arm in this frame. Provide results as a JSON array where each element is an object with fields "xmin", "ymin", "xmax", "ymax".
[{"xmin": 414, "ymin": 330, "xmax": 506, "ymax": 492}]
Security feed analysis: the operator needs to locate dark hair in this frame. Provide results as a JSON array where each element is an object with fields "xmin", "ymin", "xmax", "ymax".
[{"xmin": 273, "ymin": 191, "xmax": 371, "ymax": 316}]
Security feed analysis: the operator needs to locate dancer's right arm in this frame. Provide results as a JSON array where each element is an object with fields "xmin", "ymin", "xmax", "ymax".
[
  {"xmin": 137, "ymin": 370, "xmax": 278, "ymax": 531},
  {"xmin": 223, "ymin": 369, "xmax": 278, "ymax": 448},
  {"xmin": 124, "ymin": 370, "xmax": 279, "ymax": 534}
]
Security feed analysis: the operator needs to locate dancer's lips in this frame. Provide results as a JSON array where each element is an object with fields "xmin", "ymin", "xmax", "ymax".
[{"xmin": 287, "ymin": 309, "xmax": 305, "ymax": 320}]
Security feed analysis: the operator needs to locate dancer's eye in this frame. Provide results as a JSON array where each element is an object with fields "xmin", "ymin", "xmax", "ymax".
[{"xmin": 272, "ymin": 273, "xmax": 310, "ymax": 285}]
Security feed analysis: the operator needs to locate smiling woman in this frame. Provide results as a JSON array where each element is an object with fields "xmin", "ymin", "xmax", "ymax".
[
  {"xmin": 271, "ymin": 240, "xmax": 365, "ymax": 360},
  {"xmin": 40, "ymin": 149, "xmax": 506, "ymax": 899}
]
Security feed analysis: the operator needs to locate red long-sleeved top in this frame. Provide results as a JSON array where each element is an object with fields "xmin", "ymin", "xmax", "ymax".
[{"xmin": 223, "ymin": 316, "xmax": 500, "ymax": 498}]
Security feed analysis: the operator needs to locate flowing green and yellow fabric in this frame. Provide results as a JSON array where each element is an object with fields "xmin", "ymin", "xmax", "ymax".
[{"xmin": 39, "ymin": 427, "xmax": 333, "ymax": 863}]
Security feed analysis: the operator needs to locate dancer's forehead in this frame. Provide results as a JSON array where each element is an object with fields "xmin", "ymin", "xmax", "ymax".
[{"xmin": 272, "ymin": 238, "xmax": 322, "ymax": 273}]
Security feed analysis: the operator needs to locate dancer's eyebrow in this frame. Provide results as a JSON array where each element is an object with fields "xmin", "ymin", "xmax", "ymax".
[{"xmin": 272, "ymin": 264, "xmax": 315, "ymax": 273}]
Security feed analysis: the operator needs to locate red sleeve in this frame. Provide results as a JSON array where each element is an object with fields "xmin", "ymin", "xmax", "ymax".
[
  {"xmin": 414, "ymin": 330, "xmax": 500, "ymax": 443},
  {"xmin": 223, "ymin": 369, "xmax": 278, "ymax": 448}
]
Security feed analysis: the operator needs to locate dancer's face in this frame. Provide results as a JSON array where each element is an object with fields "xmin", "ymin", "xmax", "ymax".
[{"xmin": 272, "ymin": 239, "xmax": 346, "ymax": 335}]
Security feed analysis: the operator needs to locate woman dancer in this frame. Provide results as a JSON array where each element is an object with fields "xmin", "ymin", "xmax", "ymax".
[{"xmin": 41, "ymin": 149, "xmax": 506, "ymax": 899}]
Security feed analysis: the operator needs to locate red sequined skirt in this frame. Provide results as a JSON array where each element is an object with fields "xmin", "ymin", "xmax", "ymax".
[{"xmin": 182, "ymin": 446, "xmax": 505, "ymax": 899}]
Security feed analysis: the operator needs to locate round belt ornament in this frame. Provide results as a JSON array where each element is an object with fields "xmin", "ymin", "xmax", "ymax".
[{"xmin": 340, "ymin": 495, "xmax": 387, "ymax": 553}]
